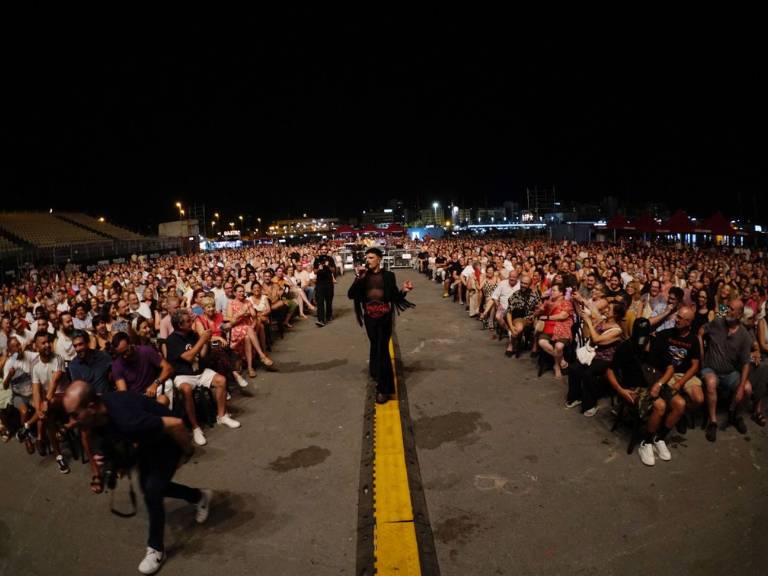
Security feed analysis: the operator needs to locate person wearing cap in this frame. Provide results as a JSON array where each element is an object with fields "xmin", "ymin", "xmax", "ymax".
[{"xmin": 347, "ymin": 247, "xmax": 414, "ymax": 404}]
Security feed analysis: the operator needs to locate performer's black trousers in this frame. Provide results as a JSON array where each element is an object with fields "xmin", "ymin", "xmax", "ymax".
[
  {"xmin": 315, "ymin": 283, "xmax": 334, "ymax": 323},
  {"xmin": 364, "ymin": 312, "xmax": 395, "ymax": 395}
]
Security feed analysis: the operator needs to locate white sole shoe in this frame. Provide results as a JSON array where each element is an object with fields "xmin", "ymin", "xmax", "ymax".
[{"xmin": 196, "ymin": 489, "xmax": 213, "ymax": 524}]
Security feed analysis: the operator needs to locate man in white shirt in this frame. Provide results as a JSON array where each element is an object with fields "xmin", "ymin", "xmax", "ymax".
[
  {"xmin": 491, "ymin": 270, "xmax": 520, "ymax": 330},
  {"xmin": 30, "ymin": 331, "xmax": 70, "ymax": 474}
]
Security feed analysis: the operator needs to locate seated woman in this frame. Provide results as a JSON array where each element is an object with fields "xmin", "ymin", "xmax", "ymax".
[
  {"xmin": 285, "ymin": 265, "xmax": 316, "ymax": 319},
  {"xmin": 226, "ymin": 285, "xmax": 274, "ymax": 378},
  {"xmin": 195, "ymin": 296, "xmax": 248, "ymax": 389},
  {"xmin": 248, "ymin": 282, "xmax": 271, "ymax": 353},
  {"xmin": 567, "ymin": 300, "xmax": 626, "ymax": 417},
  {"xmin": 535, "ymin": 283, "xmax": 574, "ymax": 379},
  {"xmin": 478, "ymin": 265, "xmax": 499, "ymax": 332}
]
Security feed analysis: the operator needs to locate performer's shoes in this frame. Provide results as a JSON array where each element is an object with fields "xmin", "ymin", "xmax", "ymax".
[{"xmin": 376, "ymin": 393, "xmax": 390, "ymax": 404}]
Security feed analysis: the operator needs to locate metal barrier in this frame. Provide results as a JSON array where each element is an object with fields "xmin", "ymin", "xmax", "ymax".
[{"xmin": 338, "ymin": 247, "xmax": 416, "ymax": 271}]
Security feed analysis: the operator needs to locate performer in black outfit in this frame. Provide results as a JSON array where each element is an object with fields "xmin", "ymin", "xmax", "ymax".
[
  {"xmin": 313, "ymin": 244, "xmax": 336, "ymax": 327},
  {"xmin": 348, "ymin": 247, "xmax": 415, "ymax": 403}
]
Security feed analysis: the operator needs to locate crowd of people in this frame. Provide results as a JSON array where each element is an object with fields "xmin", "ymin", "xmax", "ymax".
[
  {"xmin": 0, "ymin": 241, "xmax": 344, "ymax": 574},
  {"xmin": 416, "ymin": 237, "xmax": 768, "ymax": 466},
  {"xmin": 3, "ymin": 233, "xmax": 768, "ymax": 571}
]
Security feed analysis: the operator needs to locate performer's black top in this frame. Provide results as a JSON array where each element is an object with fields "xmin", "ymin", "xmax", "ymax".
[{"xmin": 365, "ymin": 270, "xmax": 385, "ymax": 302}]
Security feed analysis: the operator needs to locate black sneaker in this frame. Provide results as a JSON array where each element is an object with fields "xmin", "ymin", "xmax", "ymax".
[
  {"xmin": 16, "ymin": 426, "xmax": 29, "ymax": 443},
  {"xmin": 56, "ymin": 455, "xmax": 71, "ymax": 474},
  {"xmin": 676, "ymin": 416, "xmax": 688, "ymax": 435},
  {"xmin": 315, "ymin": 321, "xmax": 325, "ymax": 327},
  {"xmin": 730, "ymin": 414, "xmax": 748, "ymax": 435},
  {"xmin": 705, "ymin": 421, "xmax": 718, "ymax": 442}
]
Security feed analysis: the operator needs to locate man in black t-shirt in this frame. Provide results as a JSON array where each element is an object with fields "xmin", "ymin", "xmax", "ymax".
[
  {"xmin": 313, "ymin": 244, "xmax": 336, "ymax": 326},
  {"xmin": 604, "ymin": 273, "xmax": 630, "ymax": 308},
  {"xmin": 652, "ymin": 306, "xmax": 704, "ymax": 422},
  {"xmin": 166, "ymin": 309, "xmax": 240, "ymax": 447},
  {"xmin": 63, "ymin": 380, "xmax": 212, "ymax": 575}
]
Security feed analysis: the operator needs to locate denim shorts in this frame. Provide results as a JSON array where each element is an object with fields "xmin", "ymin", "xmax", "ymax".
[{"xmin": 700, "ymin": 369, "xmax": 740, "ymax": 396}]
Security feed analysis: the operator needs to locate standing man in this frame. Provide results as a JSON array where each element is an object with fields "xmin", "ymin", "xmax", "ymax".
[
  {"xmin": 63, "ymin": 380, "xmax": 212, "ymax": 575},
  {"xmin": 348, "ymin": 247, "xmax": 415, "ymax": 404},
  {"xmin": 313, "ymin": 244, "xmax": 336, "ymax": 327}
]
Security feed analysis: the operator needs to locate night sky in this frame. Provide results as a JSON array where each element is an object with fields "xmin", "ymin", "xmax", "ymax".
[{"xmin": 6, "ymin": 22, "xmax": 766, "ymax": 233}]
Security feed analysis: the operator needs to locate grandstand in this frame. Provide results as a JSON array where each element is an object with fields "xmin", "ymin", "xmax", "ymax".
[
  {"xmin": 56, "ymin": 212, "xmax": 146, "ymax": 241},
  {"xmin": 0, "ymin": 212, "xmax": 106, "ymax": 247},
  {"xmin": 0, "ymin": 235, "xmax": 22, "ymax": 255}
]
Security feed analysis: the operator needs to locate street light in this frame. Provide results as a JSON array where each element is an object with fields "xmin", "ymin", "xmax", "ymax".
[
  {"xmin": 214, "ymin": 212, "xmax": 219, "ymax": 219},
  {"xmin": 432, "ymin": 202, "xmax": 439, "ymax": 224}
]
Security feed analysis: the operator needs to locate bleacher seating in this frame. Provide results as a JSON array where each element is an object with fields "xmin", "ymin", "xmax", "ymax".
[
  {"xmin": 58, "ymin": 212, "xmax": 146, "ymax": 240},
  {"xmin": 0, "ymin": 236, "xmax": 21, "ymax": 255},
  {"xmin": 0, "ymin": 212, "xmax": 105, "ymax": 248}
]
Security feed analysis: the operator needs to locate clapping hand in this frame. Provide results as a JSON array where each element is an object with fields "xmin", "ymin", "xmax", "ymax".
[{"xmin": 402, "ymin": 280, "xmax": 414, "ymax": 292}]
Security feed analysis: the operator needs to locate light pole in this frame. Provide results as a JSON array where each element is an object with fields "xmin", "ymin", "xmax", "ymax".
[
  {"xmin": 432, "ymin": 202, "xmax": 439, "ymax": 225},
  {"xmin": 175, "ymin": 202, "xmax": 183, "ymax": 220}
]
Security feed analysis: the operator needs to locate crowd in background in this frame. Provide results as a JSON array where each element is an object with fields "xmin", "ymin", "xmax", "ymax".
[
  {"xmin": 417, "ymin": 237, "xmax": 768, "ymax": 466},
  {"xmin": 0, "ymin": 242, "xmax": 345, "ymax": 479}
]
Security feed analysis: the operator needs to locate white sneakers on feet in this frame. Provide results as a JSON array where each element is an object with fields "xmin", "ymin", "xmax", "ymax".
[
  {"xmin": 565, "ymin": 399, "xmax": 582, "ymax": 409},
  {"xmin": 196, "ymin": 489, "xmax": 213, "ymax": 524},
  {"xmin": 653, "ymin": 439, "xmax": 671, "ymax": 461},
  {"xmin": 192, "ymin": 427, "xmax": 207, "ymax": 446},
  {"xmin": 217, "ymin": 413, "xmax": 241, "ymax": 429},
  {"xmin": 583, "ymin": 407, "xmax": 598, "ymax": 418},
  {"xmin": 138, "ymin": 547, "xmax": 164, "ymax": 575},
  {"xmin": 233, "ymin": 372, "xmax": 249, "ymax": 388},
  {"xmin": 638, "ymin": 441, "xmax": 655, "ymax": 466}
]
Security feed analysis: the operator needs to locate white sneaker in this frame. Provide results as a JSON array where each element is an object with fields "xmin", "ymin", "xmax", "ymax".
[
  {"xmin": 138, "ymin": 547, "xmax": 164, "ymax": 575},
  {"xmin": 233, "ymin": 372, "xmax": 249, "ymax": 388},
  {"xmin": 653, "ymin": 439, "xmax": 671, "ymax": 461},
  {"xmin": 217, "ymin": 413, "xmax": 241, "ymax": 429},
  {"xmin": 192, "ymin": 427, "xmax": 207, "ymax": 446},
  {"xmin": 638, "ymin": 441, "xmax": 655, "ymax": 466},
  {"xmin": 195, "ymin": 489, "xmax": 213, "ymax": 524},
  {"xmin": 565, "ymin": 399, "xmax": 582, "ymax": 409},
  {"xmin": 583, "ymin": 406, "xmax": 599, "ymax": 418}
]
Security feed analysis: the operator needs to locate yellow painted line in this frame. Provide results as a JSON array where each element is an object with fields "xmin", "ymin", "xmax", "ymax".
[{"xmin": 373, "ymin": 337, "xmax": 422, "ymax": 575}]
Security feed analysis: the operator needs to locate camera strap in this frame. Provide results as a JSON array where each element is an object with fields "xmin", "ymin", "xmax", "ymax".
[{"xmin": 109, "ymin": 471, "xmax": 138, "ymax": 518}]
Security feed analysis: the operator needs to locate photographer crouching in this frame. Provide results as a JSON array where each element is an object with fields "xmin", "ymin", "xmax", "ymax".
[{"xmin": 63, "ymin": 379, "xmax": 212, "ymax": 575}]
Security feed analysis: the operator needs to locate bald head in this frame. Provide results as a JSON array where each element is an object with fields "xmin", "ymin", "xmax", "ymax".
[
  {"xmin": 677, "ymin": 305, "xmax": 694, "ymax": 322},
  {"xmin": 62, "ymin": 380, "xmax": 97, "ymax": 415}
]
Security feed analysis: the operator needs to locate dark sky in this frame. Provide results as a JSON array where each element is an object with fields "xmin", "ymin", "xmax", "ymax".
[{"xmin": 6, "ymin": 22, "xmax": 766, "ymax": 233}]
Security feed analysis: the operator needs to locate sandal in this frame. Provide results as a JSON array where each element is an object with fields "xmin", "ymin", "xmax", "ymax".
[
  {"xmin": 247, "ymin": 368, "xmax": 257, "ymax": 378},
  {"xmin": 752, "ymin": 412, "xmax": 767, "ymax": 427},
  {"xmin": 260, "ymin": 356, "xmax": 274, "ymax": 367},
  {"xmin": 91, "ymin": 475, "xmax": 104, "ymax": 494},
  {"xmin": 25, "ymin": 435, "xmax": 35, "ymax": 455}
]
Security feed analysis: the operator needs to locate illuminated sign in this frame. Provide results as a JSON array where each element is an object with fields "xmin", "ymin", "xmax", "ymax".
[{"xmin": 223, "ymin": 230, "xmax": 241, "ymax": 237}]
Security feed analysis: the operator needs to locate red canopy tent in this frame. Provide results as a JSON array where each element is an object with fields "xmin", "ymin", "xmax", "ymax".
[
  {"xmin": 631, "ymin": 213, "xmax": 658, "ymax": 234},
  {"xmin": 386, "ymin": 223, "xmax": 405, "ymax": 234},
  {"xmin": 657, "ymin": 210, "xmax": 694, "ymax": 234},
  {"xmin": 694, "ymin": 212, "xmax": 745, "ymax": 236},
  {"xmin": 335, "ymin": 225, "xmax": 356, "ymax": 235},
  {"xmin": 604, "ymin": 213, "xmax": 634, "ymax": 230},
  {"xmin": 361, "ymin": 224, "xmax": 381, "ymax": 234}
]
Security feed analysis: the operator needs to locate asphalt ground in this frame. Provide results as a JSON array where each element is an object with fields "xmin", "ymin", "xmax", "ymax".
[{"xmin": 2, "ymin": 269, "xmax": 767, "ymax": 576}]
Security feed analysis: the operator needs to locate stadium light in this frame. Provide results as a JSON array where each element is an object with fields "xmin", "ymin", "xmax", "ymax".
[
  {"xmin": 98, "ymin": 217, "xmax": 105, "ymax": 223},
  {"xmin": 214, "ymin": 212, "xmax": 219, "ymax": 219}
]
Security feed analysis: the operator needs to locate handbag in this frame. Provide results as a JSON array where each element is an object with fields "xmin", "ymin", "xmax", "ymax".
[{"xmin": 576, "ymin": 340, "xmax": 596, "ymax": 366}]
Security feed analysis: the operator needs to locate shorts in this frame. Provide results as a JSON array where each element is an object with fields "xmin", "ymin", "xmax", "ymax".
[
  {"xmin": 667, "ymin": 373, "xmax": 703, "ymax": 397},
  {"xmin": 173, "ymin": 368, "xmax": 218, "ymax": 389},
  {"xmin": 11, "ymin": 394, "xmax": 33, "ymax": 410},
  {"xmin": 538, "ymin": 333, "xmax": 570, "ymax": 346},
  {"xmin": 700, "ymin": 369, "xmax": 740, "ymax": 396}
]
